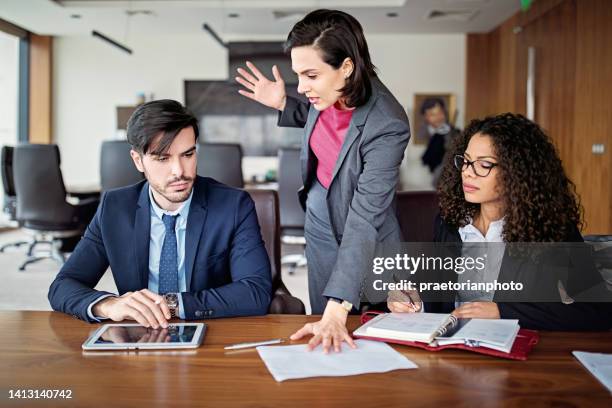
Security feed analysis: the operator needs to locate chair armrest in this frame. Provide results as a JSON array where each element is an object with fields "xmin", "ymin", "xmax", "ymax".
[
  {"xmin": 268, "ymin": 292, "xmax": 306, "ymax": 315},
  {"xmin": 73, "ymin": 197, "xmax": 100, "ymax": 207}
]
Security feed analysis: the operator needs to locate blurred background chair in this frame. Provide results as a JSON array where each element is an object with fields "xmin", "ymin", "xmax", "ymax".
[
  {"xmin": 584, "ymin": 235, "xmax": 612, "ymax": 289},
  {"xmin": 13, "ymin": 144, "xmax": 99, "ymax": 271},
  {"xmin": 584, "ymin": 235, "xmax": 612, "ymax": 243},
  {"xmin": 361, "ymin": 190, "xmax": 439, "ymax": 312},
  {"xmin": 100, "ymin": 140, "xmax": 144, "ymax": 191},
  {"xmin": 395, "ymin": 191, "xmax": 439, "ymax": 242},
  {"xmin": 278, "ymin": 147, "xmax": 306, "ymax": 274},
  {"xmin": 197, "ymin": 142, "xmax": 244, "ymax": 188},
  {"xmin": 247, "ymin": 188, "xmax": 305, "ymax": 314},
  {"xmin": 0, "ymin": 146, "xmax": 29, "ymax": 252}
]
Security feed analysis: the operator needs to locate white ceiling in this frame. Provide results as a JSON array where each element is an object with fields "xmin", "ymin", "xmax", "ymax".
[{"xmin": 0, "ymin": 0, "xmax": 520, "ymax": 40}]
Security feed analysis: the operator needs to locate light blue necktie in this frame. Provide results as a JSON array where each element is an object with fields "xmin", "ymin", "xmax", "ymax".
[{"xmin": 158, "ymin": 214, "xmax": 179, "ymax": 294}]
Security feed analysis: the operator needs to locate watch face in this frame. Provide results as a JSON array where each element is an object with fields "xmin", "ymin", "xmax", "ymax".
[{"xmin": 164, "ymin": 293, "xmax": 178, "ymax": 307}]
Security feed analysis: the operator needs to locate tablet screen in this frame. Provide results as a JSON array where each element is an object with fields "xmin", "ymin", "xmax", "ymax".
[{"xmin": 94, "ymin": 325, "xmax": 199, "ymax": 345}]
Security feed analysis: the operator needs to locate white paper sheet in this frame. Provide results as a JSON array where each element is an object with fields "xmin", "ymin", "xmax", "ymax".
[
  {"xmin": 256, "ymin": 339, "xmax": 417, "ymax": 382},
  {"xmin": 573, "ymin": 351, "xmax": 612, "ymax": 393}
]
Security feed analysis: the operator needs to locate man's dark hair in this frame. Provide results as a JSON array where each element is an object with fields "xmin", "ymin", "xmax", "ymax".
[
  {"xmin": 283, "ymin": 9, "xmax": 377, "ymax": 108},
  {"xmin": 420, "ymin": 97, "xmax": 446, "ymax": 116},
  {"xmin": 126, "ymin": 99, "xmax": 199, "ymax": 155}
]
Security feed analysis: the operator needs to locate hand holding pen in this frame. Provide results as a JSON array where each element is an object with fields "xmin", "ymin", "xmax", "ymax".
[{"xmin": 387, "ymin": 274, "xmax": 423, "ymax": 313}]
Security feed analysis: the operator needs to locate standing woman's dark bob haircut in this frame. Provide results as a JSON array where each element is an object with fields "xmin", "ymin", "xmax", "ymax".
[{"xmin": 284, "ymin": 9, "xmax": 377, "ymax": 108}]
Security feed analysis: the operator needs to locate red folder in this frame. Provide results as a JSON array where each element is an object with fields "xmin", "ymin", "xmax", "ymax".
[{"xmin": 353, "ymin": 311, "xmax": 539, "ymax": 361}]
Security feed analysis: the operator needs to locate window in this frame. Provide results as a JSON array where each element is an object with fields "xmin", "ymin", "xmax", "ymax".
[
  {"xmin": 0, "ymin": 30, "xmax": 19, "ymax": 146},
  {"xmin": 0, "ymin": 29, "xmax": 21, "ymax": 214}
]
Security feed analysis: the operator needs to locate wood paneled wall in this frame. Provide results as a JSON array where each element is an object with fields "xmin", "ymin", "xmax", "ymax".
[
  {"xmin": 517, "ymin": 0, "xmax": 577, "ymax": 168},
  {"xmin": 29, "ymin": 34, "xmax": 52, "ymax": 144},
  {"xmin": 466, "ymin": 0, "xmax": 612, "ymax": 234},
  {"xmin": 572, "ymin": 0, "xmax": 612, "ymax": 234},
  {"xmin": 465, "ymin": 14, "xmax": 520, "ymax": 121}
]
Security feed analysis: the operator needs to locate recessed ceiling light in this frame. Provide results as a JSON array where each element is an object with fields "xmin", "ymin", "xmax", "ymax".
[
  {"xmin": 228, "ymin": 13, "xmax": 240, "ymax": 18},
  {"xmin": 125, "ymin": 10, "xmax": 155, "ymax": 17},
  {"xmin": 387, "ymin": 12, "xmax": 399, "ymax": 18}
]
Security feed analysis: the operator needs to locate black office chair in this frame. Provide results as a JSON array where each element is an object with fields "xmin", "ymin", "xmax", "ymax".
[
  {"xmin": 0, "ymin": 146, "xmax": 29, "ymax": 252},
  {"xmin": 13, "ymin": 144, "xmax": 99, "ymax": 270},
  {"xmin": 247, "ymin": 189, "xmax": 305, "ymax": 314},
  {"xmin": 278, "ymin": 147, "xmax": 307, "ymax": 274},
  {"xmin": 584, "ymin": 235, "xmax": 612, "ymax": 243},
  {"xmin": 197, "ymin": 142, "xmax": 244, "ymax": 188},
  {"xmin": 395, "ymin": 191, "xmax": 440, "ymax": 242},
  {"xmin": 100, "ymin": 140, "xmax": 144, "ymax": 191},
  {"xmin": 584, "ymin": 235, "xmax": 612, "ymax": 288},
  {"xmin": 359, "ymin": 191, "xmax": 439, "ymax": 312}
]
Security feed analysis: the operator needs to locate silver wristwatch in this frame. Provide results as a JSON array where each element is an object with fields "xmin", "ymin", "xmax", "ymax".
[{"xmin": 163, "ymin": 293, "xmax": 179, "ymax": 319}]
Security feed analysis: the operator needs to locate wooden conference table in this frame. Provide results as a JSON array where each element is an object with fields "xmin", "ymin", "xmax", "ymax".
[{"xmin": 1, "ymin": 311, "xmax": 611, "ymax": 407}]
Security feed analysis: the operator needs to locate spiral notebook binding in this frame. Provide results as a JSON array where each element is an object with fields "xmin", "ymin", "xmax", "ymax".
[{"xmin": 435, "ymin": 314, "xmax": 458, "ymax": 337}]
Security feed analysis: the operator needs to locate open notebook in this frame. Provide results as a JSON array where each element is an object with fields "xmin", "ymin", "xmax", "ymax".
[{"xmin": 354, "ymin": 312, "xmax": 521, "ymax": 354}]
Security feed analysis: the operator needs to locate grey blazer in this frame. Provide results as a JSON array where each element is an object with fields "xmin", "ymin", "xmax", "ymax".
[{"xmin": 278, "ymin": 78, "xmax": 411, "ymax": 307}]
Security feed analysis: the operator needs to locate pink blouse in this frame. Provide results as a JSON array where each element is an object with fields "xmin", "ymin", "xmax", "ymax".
[{"xmin": 309, "ymin": 103, "xmax": 354, "ymax": 189}]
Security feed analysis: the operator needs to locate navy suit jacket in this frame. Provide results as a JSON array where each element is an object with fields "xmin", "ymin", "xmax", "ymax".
[{"xmin": 48, "ymin": 176, "xmax": 272, "ymax": 322}]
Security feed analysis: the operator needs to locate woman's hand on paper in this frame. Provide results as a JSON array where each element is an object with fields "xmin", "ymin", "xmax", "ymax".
[
  {"xmin": 387, "ymin": 289, "xmax": 422, "ymax": 313},
  {"xmin": 235, "ymin": 61, "xmax": 287, "ymax": 111},
  {"xmin": 452, "ymin": 302, "xmax": 500, "ymax": 319},
  {"xmin": 289, "ymin": 300, "xmax": 357, "ymax": 354}
]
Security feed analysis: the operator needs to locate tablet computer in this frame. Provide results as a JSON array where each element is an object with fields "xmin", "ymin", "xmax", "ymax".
[{"xmin": 82, "ymin": 323, "xmax": 206, "ymax": 351}]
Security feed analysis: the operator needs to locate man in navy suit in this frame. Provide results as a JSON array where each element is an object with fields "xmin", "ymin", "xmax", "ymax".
[{"xmin": 48, "ymin": 100, "xmax": 272, "ymax": 328}]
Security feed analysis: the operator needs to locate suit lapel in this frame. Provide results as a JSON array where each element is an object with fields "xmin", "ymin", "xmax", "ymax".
[
  {"xmin": 134, "ymin": 184, "xmax": 151, "ymax": 289},
  {"xmin": 303, "ymin": 106, "xmax": 320, "ymax": 148},
  {"xmin": 301, "ymin": 107, "xmax": 320, "ymax": 181},
  {"xmin": 329, "ymin": 81, "xmax": 380, "ymax": 184},
  {"xmin": 329, "ymin": 121, "xmax": 363, "ymax": 184},
  {"xmin": 184, "ymin": 179, "xmax": 208, "ymax": 291}
]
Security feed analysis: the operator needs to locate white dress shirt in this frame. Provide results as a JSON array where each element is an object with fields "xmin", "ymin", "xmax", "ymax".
[{"xmin": 456, "ymin": 217, "xmax": 506, "ymax": 306}]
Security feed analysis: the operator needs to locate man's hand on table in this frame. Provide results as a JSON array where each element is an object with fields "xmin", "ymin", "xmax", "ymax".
[{"xmin": 93, "ymin": 289, "xmax": 171, "ymax": 329}]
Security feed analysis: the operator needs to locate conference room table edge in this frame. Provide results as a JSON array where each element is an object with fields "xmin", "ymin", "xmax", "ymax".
[{"xmin": 1, "ymin": 311, "xmax": 610, "ymax": 407}]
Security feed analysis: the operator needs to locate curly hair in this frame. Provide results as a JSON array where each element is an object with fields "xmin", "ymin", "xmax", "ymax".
[{"xmin": 437, "ymin": 113, "xmax": 583, "ymax": 242}]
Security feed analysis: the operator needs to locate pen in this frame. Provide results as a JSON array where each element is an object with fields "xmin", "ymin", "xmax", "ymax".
[
  {"xmin": 392, "ymin": 273, "xmax": 418, "ymax": 308},
  {"xmin": 224, "ymin": 338, "xmax": 285, "ymax": 350}
]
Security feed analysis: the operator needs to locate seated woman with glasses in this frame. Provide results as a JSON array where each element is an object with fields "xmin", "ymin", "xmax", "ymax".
[{"xmin": 387, "ymin": 112, "xmax": 611, "ymax": 330}]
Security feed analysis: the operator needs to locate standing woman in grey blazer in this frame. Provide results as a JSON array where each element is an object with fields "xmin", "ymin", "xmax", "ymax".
[{"xmin": 236, "ymin": 9, "xmax": 410, "ymax": 353}]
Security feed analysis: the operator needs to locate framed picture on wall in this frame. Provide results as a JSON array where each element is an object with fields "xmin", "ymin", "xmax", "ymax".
[{"xmin": 412, "ymin": 93, "xmax": 457, "ymax": 145}]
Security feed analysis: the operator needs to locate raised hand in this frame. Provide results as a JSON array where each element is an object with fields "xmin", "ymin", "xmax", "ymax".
[{"xmin": 235, "ymin": 61, "xmax": 287, "ymax": 111}]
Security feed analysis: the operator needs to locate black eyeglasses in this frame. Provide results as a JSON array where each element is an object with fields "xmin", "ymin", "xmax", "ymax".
[{"xmin": 453, "ymin": 154, "xmax": 498, "ymax": 177}]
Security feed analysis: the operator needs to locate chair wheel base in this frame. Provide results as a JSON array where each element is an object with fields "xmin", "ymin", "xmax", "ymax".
[
  {"xmin": 16, "ymin": 235, "xmax": 67, "ymax": 271},
  {"xmin": 0, "ymin": 241, "xmax": 30, "ymax": 253}
]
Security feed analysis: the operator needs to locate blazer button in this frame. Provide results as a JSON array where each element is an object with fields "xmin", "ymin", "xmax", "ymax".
[
  {"xmin": 195, "ymin": 311, "xmax": 203, "ymax": 317},
  {"xmin": 207, "ymin": 310, "xmax": 213, "ymax": 316}
]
